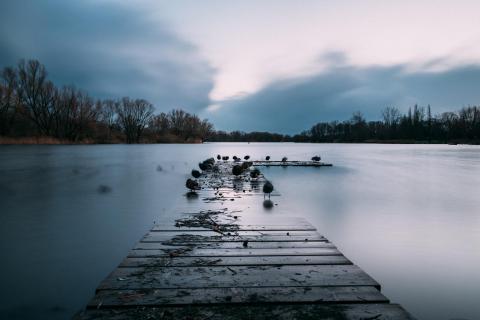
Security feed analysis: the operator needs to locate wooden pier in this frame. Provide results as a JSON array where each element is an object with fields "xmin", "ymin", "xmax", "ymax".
[
  {"xmin": 253, "ymin": 160, "xmax": 332, "ymax": 167},
  {"xmin": 74, "ymin": 159, "xmax": 415, "ymax": 320}
]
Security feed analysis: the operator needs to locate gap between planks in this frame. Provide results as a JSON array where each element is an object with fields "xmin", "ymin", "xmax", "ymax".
[
  {"xmin": 87, "ymin": 286, "xmax": 388, "ymax": 308},
  {"xmin": 141, "ymin": 232, "xmax": 327, "ymax": 243},
  {"xmin": 128, "ymin": 247, "xmax": 342, "ymax": 258},
  {"xmin": 151, "ymin": 224, "xmax": 318, "ymax": 232},
  {"xmin": 132, "ymin": 241, "xmax": 337, "ymax": 250},
  {"xmin": 119, "ymin": 255, "xmax": 351, "ymax": 267},
  {"xmin": 97, "ymin": 265, "xmax": 381, "ymax": 291},
  {"xmin": 75, "ymin": 303, "xmax": 415, "ymax": 320}
]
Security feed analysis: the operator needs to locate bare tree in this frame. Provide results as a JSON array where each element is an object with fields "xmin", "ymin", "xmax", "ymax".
[
  {"xmin": 116, "ymin": 97, "xmax": 154, "ymax": 143},
  {"xmin": 98, "ymin": 99, "xmax": 117, "ymax": 128},
  {"xmin": 0, "ymin": 67, "xmax": 20, "ymax": 135},
  {"xmin": 350, "ymin": 111, "xmax": 366, "ymax": 125},
  {"xmin": 459, "ymin": 106, "xmax": 480, "ymax": 139},
  {"xmin": 17, "ymin": 60, "xmax": 58, "ymax": 135},
  {"xmin": 183, "ymin": 114, "xmax": 202, "ymax": 141},
  {"xmin": 168, "ymin": 109, "xmax": 188, "ymax": 137},
  {"xmin": 149, "ymin": 112, "xmax": 171, "ymax": 135},
  {"xmin": 54, "ymin": 87, "xmax": 97, "ymax": 140},
  {"xmin": 381, "ymin": 106, "xmax": 401, "ymax": 127},
  {"xmin": 198, "ymin": 118, "xmax": 214, "ymax": 142},
  {"xmin": 74, "ymin": 92, "xmax": 97, "ymax": 140},
  {"xmin": 350, "ymin": 111, "xmax": 367, "ymax": 141}
]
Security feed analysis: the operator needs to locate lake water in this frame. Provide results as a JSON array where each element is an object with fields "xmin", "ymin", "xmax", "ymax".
[{"xmin": 0, "ymin": 143, "xmax": 479, "ymax": 320}]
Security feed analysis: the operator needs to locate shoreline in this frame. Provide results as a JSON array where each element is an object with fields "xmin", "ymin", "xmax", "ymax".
[
  {"xmin": 0, "ymin": 136, "xmax": 203, "ymax": 145},
  {"xmin": 1, "ymin": 136, "xmax": 479, "ymax": 145}
]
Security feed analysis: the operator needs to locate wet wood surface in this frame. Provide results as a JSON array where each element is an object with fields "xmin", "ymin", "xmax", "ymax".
[
  {"xmin": 97, "ymin": 264, "xmax": 380, "ymax": 290},
  {"xmin": 77, "ymin": 303, "xmax": 415, "ymax": 320},
  {"xmin": 151, "ymin": 222, "xmax": 317, "ymax": 231},
  {"xmin": 129, "ymin": 247, "xmax": 343, "ymax": 257},
  {"xmin": 132, "ymin": 241, "xmax": 338, "ymax": 250},
  {"xmin": 141, "ymin": 232, "xmax": 327, "ymax": 243},
  {"xmin": 253, "ymin": 160, "xmax": 333, "ymax": 167},
  {"xmin": 87, "ymin": 286, "xmax": 388, "ymax": 307},
  {"xmin": 119, "ymin": 255, "xmax": 351, "ymax": 267},
  {"xmin": 74, "ymin": 159, "xmax": 415, "ymax": 319}
]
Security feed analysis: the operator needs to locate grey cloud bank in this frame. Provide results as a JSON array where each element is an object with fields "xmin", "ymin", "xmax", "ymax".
[
  {"xmin": 206, "ymin": 62, "xmax": 480, "ymax": 134},
  {"xmin": 0, "ymin": 0, "xmax": 215, "ymax": 113},
  {"xmin": 2, "ymin": 1, "xmax": 480, "ymax": 134}
]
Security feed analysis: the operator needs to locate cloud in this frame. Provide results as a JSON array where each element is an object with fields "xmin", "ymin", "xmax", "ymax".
[
  {"xmin": 205, "ymin": 60, "xmax": 480, "ymax": 134},
  {"xmin": 3, "ymin": 1, "xmax": 480, "ymax": 134},
  {"xmin": 0, "ymin": 0, "xmax": 214, "ymax": 112}
]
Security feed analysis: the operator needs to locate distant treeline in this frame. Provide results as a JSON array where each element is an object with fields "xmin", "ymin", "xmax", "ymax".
[
  {"xmin": 0, "ymin": 60, "xmax": 214, "ymax": 143},
  {"xmin": 1, "ymin": 59, "xmax": 479, "ymax": 144},
  {"xmin": 294, "ymin": 106, "xmax": 480, "ymax": 143},
  {"xmin": 210, "ymin": 105, "xmax": 480, "ymax": 144},
  {"xmin": 209, "ymin": 131, "xmax": 288, "ymax": 142}
]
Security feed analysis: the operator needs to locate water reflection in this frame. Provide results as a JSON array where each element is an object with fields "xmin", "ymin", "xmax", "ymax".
[
  {"xmin": 0, "ymin": 143, "xmax": 479, "ymax": 320},
  {"xmin": 97, "ymin": 185, "xmax": 112, "ymax": 194},
  {"xmin": 185, "ymin": 191, "xmax": 199, "ymax": 200},
  {"xmin": 262, "ymin": 199, "xmax": 274, "ymax": 209}
]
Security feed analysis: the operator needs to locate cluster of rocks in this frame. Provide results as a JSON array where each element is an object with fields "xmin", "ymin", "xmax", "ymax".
[
  {"xmin": 185, "ymin": 155, "xmax": 280, "ymax": 202},
  {"xmin": 185, "ymin": 155, "xmax": 263, "ymax": 191},
  {"xmin": 186, "ymin": 157, "xmax": 216, "ymax": 191}
]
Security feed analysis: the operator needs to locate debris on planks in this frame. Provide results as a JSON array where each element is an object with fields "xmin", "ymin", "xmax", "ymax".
[{"xmin": 74, "ymin": 156, "xmax": 415, "ymax": 320}]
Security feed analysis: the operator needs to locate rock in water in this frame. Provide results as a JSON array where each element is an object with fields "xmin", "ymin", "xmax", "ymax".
[
  {"xmin": 97, "ymin": 185, "xmax": 112, "ymax": 194},
  {"xmin": 204, "ymin": 158, "xmax": 215, "ymax": 165},
  {"xmin": 191, "ymin": 169, "xmax": 201, "ymax": 178},
  {"xmin": 198, "ymin": 162, "xmax": 208, "ymax": 171},
  {"xmin": 199, "ymin": 158, "xmax": 214, "ymax": 171},
  {"xmin": 186, "ymin": 178, "xmax": 199, "ymax": 191},
  {"xmin": 241, "ymin": 161, "xmax": 253, "ymax": 170},
  {"xmin": 250, "ymin": 168, "xmax": 261, "ymax": 179},
  {"xmin": 232, "ymin": 165, "xmax": 243, "ymax": 176}
]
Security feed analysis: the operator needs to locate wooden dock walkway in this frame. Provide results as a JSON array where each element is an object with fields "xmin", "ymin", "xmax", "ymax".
[
  {"xmin": 74, "ymin": 159, "xmax": 415, "ymax": 320},
  {"xmin": 253, "ymin": 160, "xmax": 332, "ymax": 167}
]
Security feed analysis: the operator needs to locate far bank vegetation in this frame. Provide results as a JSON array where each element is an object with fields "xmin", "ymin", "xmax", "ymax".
[
  {"xmin": 2, "ymin": 59, "xmax": 479, "ymax": 144},
  {"xmin": 0, "ymin": 60, "xmax": 214, "ymax": 144}
]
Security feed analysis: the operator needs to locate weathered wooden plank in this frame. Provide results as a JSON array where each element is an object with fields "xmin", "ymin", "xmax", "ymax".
[
  {"xmin": 154, "ymin": 217, "xmax": 313, "ymax": 225},
  {"xmin": 75, "ymin": 303, "xmax": 415, "ymax": 320},
  {"xmin": 132, "ymin": 241, "xmax": 336, "ymax": 251},
  {"xmin": 141, "ymin": 232, "xmax": 326, "ymax": 243},
  {"xmin": 147, "ymin": 230, "xmax": 320, "ymax": 237},
  {"xmin": 119, "ymin": 255, "xmax": 351, "ymax": 267},
  {"xmin": 88, "ymin": 286, "xmax": 386, "ymax": 307},
  {"xmin": 151, "ymin": 224, "xmax": 317, "ymax": 232},
  {"xmin": 129, "ymin": 247, "xmax": 342, "ymax": 258},
  {"xmin": 253, "ymin": 160, "xmax": 333, "ymax": 167},
  {"xmin": 98, "ymin": 265, "xmax": 379, "ymax": 290}
]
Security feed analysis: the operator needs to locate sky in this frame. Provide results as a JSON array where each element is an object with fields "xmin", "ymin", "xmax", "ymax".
[{"xmin": 2, "ymin": 0, "xmax": 480, "ymax": 133}]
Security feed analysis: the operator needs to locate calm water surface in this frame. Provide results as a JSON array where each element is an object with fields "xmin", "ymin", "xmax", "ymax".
[{"xmin": 0, "ymin": 143, "xmax": 479, "ymax": 320}]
